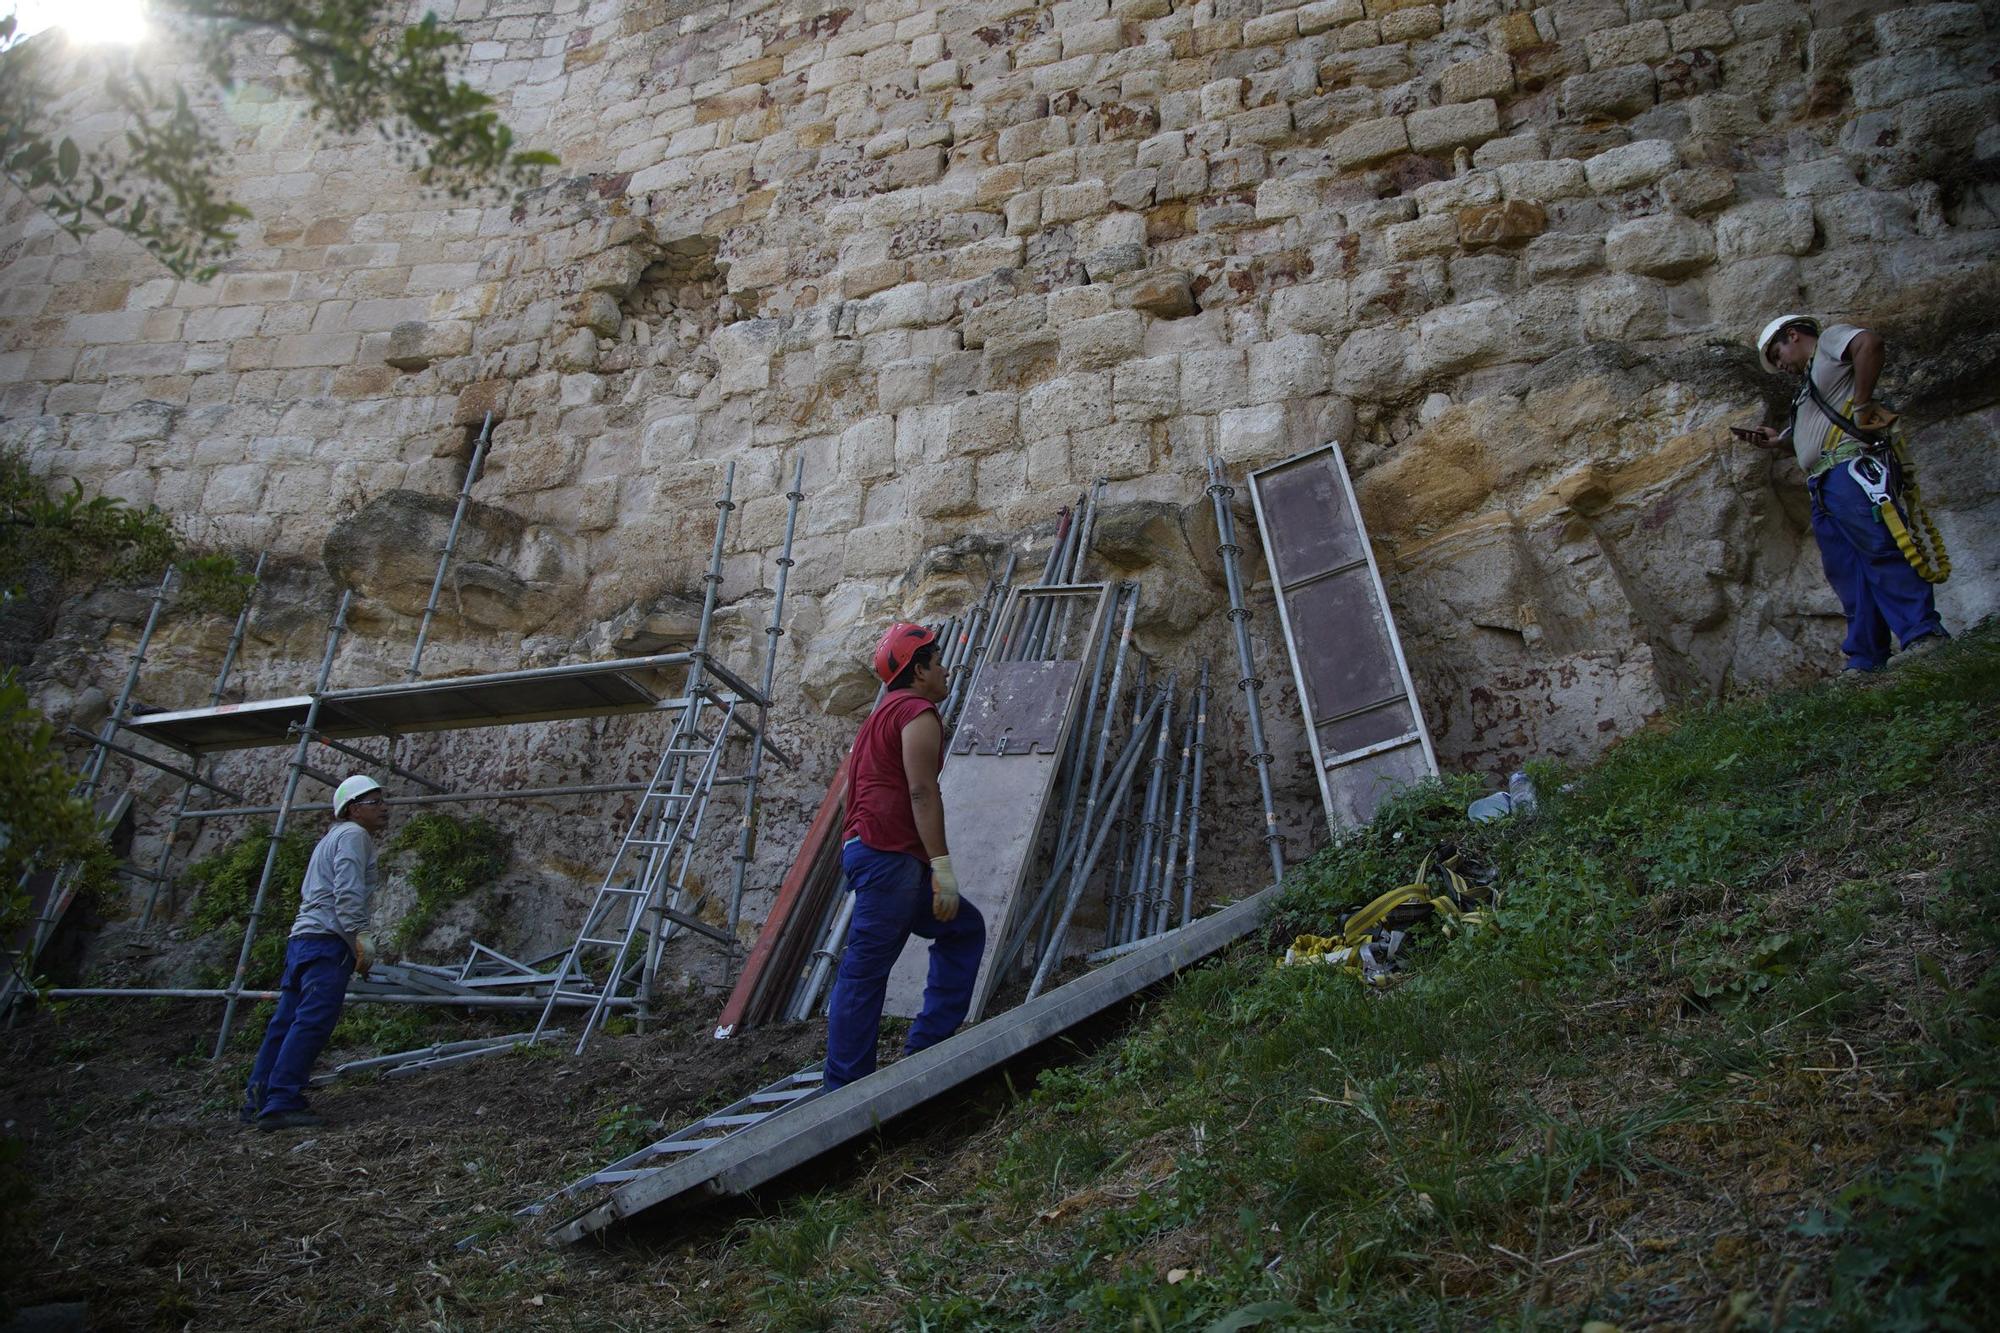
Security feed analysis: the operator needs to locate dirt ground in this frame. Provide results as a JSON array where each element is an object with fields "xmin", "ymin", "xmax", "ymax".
[{"xmin": 0, "ymin": 989, "xmax": 835, "ymax": 1331}]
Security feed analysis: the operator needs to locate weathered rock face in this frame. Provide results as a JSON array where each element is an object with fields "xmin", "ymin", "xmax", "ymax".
[{"xmin": 2, "ymin": 0, "xmax": 1998, "ymax": 951}]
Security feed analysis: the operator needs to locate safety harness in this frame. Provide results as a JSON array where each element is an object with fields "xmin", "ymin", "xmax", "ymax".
[
  {"xmin": 1281, "ymin": 851, "xmax": 1497, "ymax": 984},
  {"xmin": 1800, "ymin": 377, "xmax": 1951, "ymax": 584}
]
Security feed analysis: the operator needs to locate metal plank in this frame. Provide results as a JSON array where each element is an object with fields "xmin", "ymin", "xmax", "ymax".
[
  {"xmin": 883, "ymin": 584, "xmax": 1110, "ymax": 1025},
  {"xmin": 1248, "ymin": 444, "xmax": 1437, "ymax": 830},
  {"xmin": 125, "ymin": 653, "xmax": 700, "ymax": 754},
  {"xmin": 551, "ymin": 883, "xmax": 1279, "ymax": 1242}
]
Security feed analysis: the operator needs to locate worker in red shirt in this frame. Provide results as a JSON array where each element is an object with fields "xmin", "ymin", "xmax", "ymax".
[{"xmin": 823, "ymin": 622, "xmax": 986, "ymax": 1091}]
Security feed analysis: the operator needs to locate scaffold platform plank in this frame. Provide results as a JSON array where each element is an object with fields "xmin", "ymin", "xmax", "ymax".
[
  {"xmin": 550, "ymin": 883, "xmax": 1279, "ymax": 1243},
  {"xmin": 125, "ymin": 653, "xmax": 769, "ymax": 754}
]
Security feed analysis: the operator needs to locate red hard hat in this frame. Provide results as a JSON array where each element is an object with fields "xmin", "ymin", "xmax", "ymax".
[{"xmin": 873, "ymin": 621, "xmax": 937, "ymax": 684}]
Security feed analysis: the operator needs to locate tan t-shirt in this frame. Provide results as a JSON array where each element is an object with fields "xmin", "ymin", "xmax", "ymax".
[{"xmin": 1788, "ymin": 322, "xmax": 1863, "ymax": 475}]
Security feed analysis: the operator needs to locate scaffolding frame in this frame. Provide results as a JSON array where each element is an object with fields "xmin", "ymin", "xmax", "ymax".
[{"xmin": 7, "ymin": 451, "xmax": 806, "ymax": 1057}]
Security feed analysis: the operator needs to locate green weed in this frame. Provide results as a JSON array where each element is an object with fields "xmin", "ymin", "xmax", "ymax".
[{"xmin": 387, "ymin": 812, "xmax": 510, "ymax": 951}]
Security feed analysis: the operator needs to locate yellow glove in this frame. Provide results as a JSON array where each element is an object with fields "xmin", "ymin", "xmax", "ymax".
[
  {"xmin": 352, "ymin": 933, "xmax": 374, "ymax": 975},
  {"xmin": 929, "ymin": 855, "xmax": 960, "ymax": 922}
]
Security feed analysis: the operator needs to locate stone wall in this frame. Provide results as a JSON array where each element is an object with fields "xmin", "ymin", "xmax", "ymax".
[{"xmin": 3, "ymin": 0, "xmax": 1998, "ymax": 964}]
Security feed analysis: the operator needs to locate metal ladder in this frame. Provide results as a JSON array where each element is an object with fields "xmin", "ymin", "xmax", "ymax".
[
  {"xmin": 531, "ymin": 698, "xmax": 739, "ymax": 1052},
  {"xmin": 510, "ymin": 1064, "xmax": 825, "ymax": 1220}
]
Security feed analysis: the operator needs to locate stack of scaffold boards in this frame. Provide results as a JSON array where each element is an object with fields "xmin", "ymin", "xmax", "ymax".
[{"xmin": 717, "ymin": 475, "xmax": 1252, "ymax": 1041}]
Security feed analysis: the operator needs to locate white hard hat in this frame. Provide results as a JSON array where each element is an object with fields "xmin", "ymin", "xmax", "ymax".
[
  {"xmin": 1756, "ymin": 313, "xmax": 1819, "ymax": 373},
  {"xmin": 333, "ymin": 774, "xmax": 383, "ymax": 817}
]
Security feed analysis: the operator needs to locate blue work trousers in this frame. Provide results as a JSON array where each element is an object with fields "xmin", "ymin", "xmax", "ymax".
[
  {"xmin": 1808, "ymin": 460, "xmax": 1945, "ymax": 671},
  {"xmin": 242, "ymin": 934, "xmax": 355, "ymax": 1118},
  {"xmin": 823, "ymin": 840, "xmax": 986, "ymax": 1092}
]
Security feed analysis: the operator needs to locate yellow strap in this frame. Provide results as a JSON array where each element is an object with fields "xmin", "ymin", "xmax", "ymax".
[{"xmin": 1847, "ymin": 405, "xmax": 1951, "ymax": 584}]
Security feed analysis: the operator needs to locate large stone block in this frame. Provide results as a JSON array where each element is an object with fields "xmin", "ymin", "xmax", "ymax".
[
  {"xmin": 1458, "ymin": 200, "xmax": 1547, "ymax": 247},
  {"xmin": 1525, "ymin": 233, "xmax": 1604, "ymax": 280},
  {"xmin": 1583, "ymin": 139, "xmax": 1679, "ymax": 194},
  {"xmin": 1216, "ymin": 403, "xmax": 1287, "ymax": 465},
  {"xmin": 910, "ymin": 459, "xmax": 977, "ymax": 517},
  {"xmin": 1023, "ymin": 373, "xmax": 1114, "ymax": 440},
  {"xmin": 1331, "ymin": 324, "xmax": 1415, "ymax": 398},
  {"xmin": 946, "ymin": 392, "xmax": 1019, "ymax": 454},
  {"xmin": 1585, "ymin": 19, "xmax": 1669, "ymax": 69},
  {"xmin": 1387, "ymin": 213, "xmax": 1462, "ymax": 259},
  {"xmin": 1579, "ymin": 273, "xmax": 1668, "ymax": 340},
  {"xmin": 1560, "ymin": 65, "xmax": 1656, "ymax": 119},
  {"xmin": 1414, "ymin": 297, "xmax": 1517, "ymax": 377},
  {"xmin": 1071, "ymin": 420, "xmax": 1154, "ymax": 480},
  {"xmin": 712, "ymin": 319, "xmax": 781, "ymax": 395},
  {"xmin": 1605, "ymin": 214, "xmax": 1715, "ymax": 278},
  {"xmin": 1705, "ymin": 255, "xmax": 1802, "ymax": 332},
  {"xmin": 1113, "ymin": 355, "xmax": 1179, "ymax": 420},
  {"xmin": 1180, "ymin": 348, "xmax": 1250, "ymax": 410},
  {"xmin": 1714, "ymin": 200, "xmax": 1815, "ymax": 263},
  {"xmin": 1060, "ymin": 310, "xmax": 1146, "ymax": 370},
  {"xmin": 1115, "ymin": 270, "xmax": 1197, "ymax": 318},
  {"xmin": 1270, "ymin": 280, "xmax": 1352, "ymax": 337},
  {"xmin": 1496, "ymin": 158, "xmax": 1590, "ymax": 202},
  {"xmin": 1330, "ymin": 115, "xmax": 1409, "ymax": 168},
  {"xmin": 1247, "ymin": 335, "xmax": 1330, "ymax": 401},
  {"xmin": 999, "ymin": 117, "xmax": 1071, "ymax": 162},
  {"xmin": 1875, "ymin": 2, "xmax": 1982, "ymax": 53},
  {"xmin": 1407, "ymin": 100, "xmax": 1500, "ymax": 153},
  {"xmin": 1439, "ymin": 53, "xmax": 1515, "ymax": 104}
]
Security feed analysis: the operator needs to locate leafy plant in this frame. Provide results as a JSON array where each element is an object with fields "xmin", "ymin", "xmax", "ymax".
[
  {"xmin": 1796, "ymin": 1104, "xmax": 2000, "ymax": 1331},
  {"xmin": 0, "ymin": 449, "xmax": 177, "ymax": 594},
  {"xmin": 0, "ymin": 4, "xmax": 556, "ymax": 280},
  {"xmin": 386, "ymin": 812, "xmax": 509, "ymax": 951},
  {"xmin": 175, "ymin": 551, "xmax": 257, "ymax": 619},
  {"xmin": 183, "ymin": 823, "xmax": 314, "ymax": 986},
  {"xmin": 592, "ymin": 1102, "xmax": 657, "ymax": 1159},
  {"xmin": 0, "ymin": 667, "xmax": 117, "ymax": 940}
]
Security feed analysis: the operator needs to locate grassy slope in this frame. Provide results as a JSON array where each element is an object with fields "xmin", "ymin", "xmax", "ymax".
[{"xmin": 686, "ymin": 627, "xmax": 1999, "ymax": 1331}]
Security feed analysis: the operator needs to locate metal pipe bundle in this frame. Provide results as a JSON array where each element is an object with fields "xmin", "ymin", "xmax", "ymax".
[{"xmin": 1205, "ymin": 455, "xmax": 1286, "ymax": 887}]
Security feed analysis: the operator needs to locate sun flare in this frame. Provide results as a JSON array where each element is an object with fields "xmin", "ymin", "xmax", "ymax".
[{"xmin": 6, "ymin": 0, "xmax": 150, "ymax": 45}]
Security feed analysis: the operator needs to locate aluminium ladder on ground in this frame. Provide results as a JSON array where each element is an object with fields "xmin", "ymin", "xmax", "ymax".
[
  {"xmin": 504, "ymin": 1065, "xmax": 827, "ymax": 1227},
  {"xmin": 544, "ymin": 883, "xmax": 1284, "ymax": 1242}
]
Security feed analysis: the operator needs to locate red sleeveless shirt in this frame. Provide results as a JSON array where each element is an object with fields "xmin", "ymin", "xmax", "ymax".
[{"xmin": 842, "ymin": 691, "xmax": 938, "ymax": 859}]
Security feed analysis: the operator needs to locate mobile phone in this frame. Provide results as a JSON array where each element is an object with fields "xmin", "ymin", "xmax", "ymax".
[{"xmin": 1730, "ymin": 426, "xmax": 1761, "ymax": 441}]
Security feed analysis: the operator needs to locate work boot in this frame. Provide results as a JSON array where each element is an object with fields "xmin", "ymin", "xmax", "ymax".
[
  {"xmin": 239, "ymin": 1082, "xmax": 265, "ymax": 1125},
  {"xmin": 1891, "ymin": 633, "xmax": 1950, "ymax": 667},
  {"xmin": 255, "ymin": 1109, "xmax": 325, "ymax": 1132}
]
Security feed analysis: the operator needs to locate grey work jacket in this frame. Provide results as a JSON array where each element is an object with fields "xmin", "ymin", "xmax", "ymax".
[{"xmin": 289, "ymin": 821, "xmax": 380, "ymax": 944}]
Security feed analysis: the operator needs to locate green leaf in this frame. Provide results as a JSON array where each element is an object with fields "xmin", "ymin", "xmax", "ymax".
[{"xmin": 56, "ymin": 136, "xmax": 78, "ymax": 181}]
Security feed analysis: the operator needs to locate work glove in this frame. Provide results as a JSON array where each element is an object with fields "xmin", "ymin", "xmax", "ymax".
[
  {"xmin": 352, "ymin": 932, "xmax": 375, "ymax": 975},
  {"xmin": 929, "ymin": 855, "xmax": 960, "ymax": 923}
]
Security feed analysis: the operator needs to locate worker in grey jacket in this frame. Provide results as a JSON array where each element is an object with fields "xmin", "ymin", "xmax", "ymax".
[{"xmin": 240, "ymin": 774, "xmax": 389, "ymax": 1131}]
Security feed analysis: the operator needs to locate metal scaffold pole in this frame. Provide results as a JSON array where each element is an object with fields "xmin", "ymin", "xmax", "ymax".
[
  {"xmin": 634, "ymin": 461, "xmax": 733, "ymax": 1028},
  {"xmin": 2, "ymin": 567, "xmax": 175, "ymax": 1013},
  {"xmin": 140, "ymin": 552, "xmax": 267, "ymax": 928},
  {"xmin": 726, "ymin": 455, "xmax": 804, "ymax": 936},
  {"xmin": 1205, "ymin": 456, "xmax": 1286, "ymax": 887},
  {"xmin": 407, "ymin": 412, "xmax": 492, "ymax": 682},
  {"xmin": 79, "ymin": 566, "xmax": 176, "ymax": 800},
  {"xmin": 213, "ymin": 590, "xmax": 352, "ymax": 1058}
]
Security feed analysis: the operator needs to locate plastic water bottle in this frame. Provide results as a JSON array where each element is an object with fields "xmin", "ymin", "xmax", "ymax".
[{"xmin": 1506, "ymin": 770, "xmax": 1538, "ymax": 814}]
